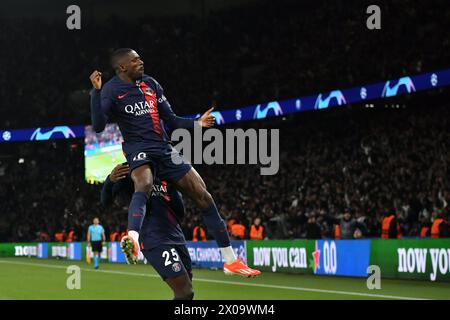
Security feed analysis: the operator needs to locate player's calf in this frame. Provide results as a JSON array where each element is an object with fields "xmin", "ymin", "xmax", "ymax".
[{"xmin": 173, "ymin": 288, "xmax": 194, "ymax": 300}]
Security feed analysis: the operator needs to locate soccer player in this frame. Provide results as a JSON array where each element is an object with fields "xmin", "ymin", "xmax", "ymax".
[
  {"xmin": 89, "ymin": 48, "xmax": 260, "ymax": 277},
  {"xmin": 102, "ymin": 163, "xmax": 194, "ymax": 299},
  {"xmin": 87, "ymin": 217, "xmax": 106, "ymax": 269}
]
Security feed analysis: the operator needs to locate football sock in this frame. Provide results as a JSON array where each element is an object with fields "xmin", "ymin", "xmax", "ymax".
[
  {"xmin": 201, "ymin": 202, "xmax": 232, "ymax": 248},
  {"xmin": 128, "ymin": 230, "xmax": 140, "ymax": 247},
  {"xmin": 220, "ymin": 246, "xmax": 237, "ymax": 264},
  {"xmin": 128, "ymin": 192, "xmax": 148, "ymax": 232}
]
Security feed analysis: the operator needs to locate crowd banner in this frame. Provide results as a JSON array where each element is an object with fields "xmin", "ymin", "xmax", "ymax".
[
  {"xmin": 0, "ymin": 243, "xmax": 38, "ymax": 258},
  {"xmin": 1, "ymin": 239, "xmax": 450, "ymax": 282},
  {"xmin": 313, "ymin": 240, "xmax": 371, "ymax": 277},
  {"xmin": 370, "ymin": 239, "xmax": 450, "ymax": 282},
  {"xmin": 109, "ymin": 242, "xmax": 127, "ymax": 263},
  {"xmin": 0, "ymin": 242, "xmax": 105, "ymax": 261},
  {"xmin": 3, "ymin": 68, "xmax": 450, "ymax": 143},
  {"xmin": 246, "ymin": 240, "xmax": 315, "ymax": 274},
  {"xmin": 187, "ymin": 240, "xmax": 246, "ymax": 269}
]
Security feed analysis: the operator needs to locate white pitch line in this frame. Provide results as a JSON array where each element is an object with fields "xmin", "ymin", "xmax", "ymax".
[{"xmin": 0, "ymin": 259, "xmax": 429, "ymax": 300}]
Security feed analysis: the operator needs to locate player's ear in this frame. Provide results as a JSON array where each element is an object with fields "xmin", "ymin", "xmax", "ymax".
[{"xmin": 118, "ymin": 63, "xmax": 126, "ymax": 72}]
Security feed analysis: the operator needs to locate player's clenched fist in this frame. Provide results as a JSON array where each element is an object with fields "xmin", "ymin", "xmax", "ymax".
[{"xmin": 89, "ymin": 70, "xmax": 103, "ymax": 89}]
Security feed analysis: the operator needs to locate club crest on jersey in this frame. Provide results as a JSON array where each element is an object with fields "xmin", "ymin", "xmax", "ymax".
[
  {"xmin": 151, "ymin": 183, "xmax": 168, "ymax": 197},
  {"xmin": 144, "ymin": 87, "xmax": 154, "ymax": 96},
  {"xmin": 172, "ymin": 262, "xmax": 181, "ymax": 272},
  {"xmin": 138, "ymin": 85, "xmax": 154, "ymax": 97}
]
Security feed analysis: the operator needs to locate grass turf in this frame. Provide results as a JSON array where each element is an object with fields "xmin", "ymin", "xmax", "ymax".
[
  {"xmin": 0, "ymin": 258, "xmax": 449, "ymax": 300},
  {"xmin": 85, "ymin": 150, "xmax": 126, "ymax": 183}
]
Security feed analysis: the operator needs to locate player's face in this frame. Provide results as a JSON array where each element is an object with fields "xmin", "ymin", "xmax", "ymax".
[
  {"xmin": 93, "ymin": 218, "xmax": 99, "ymax": 224},
  {"xmin": 123, "ymin": 51, "xmax": 144, "ymax": 80}
]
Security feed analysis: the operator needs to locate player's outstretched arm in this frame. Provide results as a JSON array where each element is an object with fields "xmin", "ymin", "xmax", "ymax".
[
  {"xmin": 89, "ymin": 70, "xmax": 111, "ymax": 133},
  {"xmin": 100, "ymin": 175, "xmax": 115, "ymax": 207},
  {"xmin": 160, "ymin": 103, "xmax": 216, "ymax": 129},
  {"xmin": 154, "ymin": 78, "xmax": 214, "ymax": 129}
]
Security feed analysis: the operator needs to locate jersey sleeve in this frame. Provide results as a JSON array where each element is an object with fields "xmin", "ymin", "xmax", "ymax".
[
  {"xmin": 90, "ymin": 84, "xmax": 114, "ymax": 133},
  {"xmin": 152, "ymin": 78, "xmax": 195, "ymax": 130},
  {"xmin": 101, "ymin": 175, "xmax": 115, "ymax": 207}
]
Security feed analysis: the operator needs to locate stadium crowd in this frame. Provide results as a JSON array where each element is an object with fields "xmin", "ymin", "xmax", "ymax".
[
  {"xmin": 0, "ymin": 0, "xmax": 449, "ymax": 129},
  {"xmin": 1, "ymin": 99, "xmax": 448, "ymax": 242}
]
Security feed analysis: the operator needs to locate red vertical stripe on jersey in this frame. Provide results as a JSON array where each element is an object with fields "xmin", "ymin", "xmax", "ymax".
[
  {"xmin": 139, "ymin": 81, "xmax": 162, "ymax": 137},
  {"xmin": 161, "ymin": 180, "xmax": 171, "ymax": 202}
]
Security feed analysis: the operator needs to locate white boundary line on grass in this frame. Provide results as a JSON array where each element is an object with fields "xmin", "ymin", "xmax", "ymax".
[{"xmin": 0, "ymin": 259, "xmax": 429, "ymax": 300}]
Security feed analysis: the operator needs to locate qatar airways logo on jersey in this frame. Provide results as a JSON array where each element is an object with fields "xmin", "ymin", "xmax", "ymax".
[
  {"xmin": 124, "ymin": 100, "xmax": 157, "ymax": 116},
  {"xmin": 151, "ymin": 183, "xmax": 168, "ymax": 196}
]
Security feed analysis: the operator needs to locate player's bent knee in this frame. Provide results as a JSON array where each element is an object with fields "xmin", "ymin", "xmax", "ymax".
[{"xmin": 135, "ymin": 181, "xmax": 152, "ymax": 195}]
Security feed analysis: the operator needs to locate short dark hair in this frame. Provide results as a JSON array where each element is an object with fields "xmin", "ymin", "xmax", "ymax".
[{"xmin": 110, "ymin": 48, "xmax": 134, "ymax": 72}]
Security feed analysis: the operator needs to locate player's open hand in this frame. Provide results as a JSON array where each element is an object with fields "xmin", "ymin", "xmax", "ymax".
[
  {"xmin": 110, "ymin": 163, "xmax": 129, "ymax": 183},
  {"xmin": 89, "ymin": 70, "xmax": 103, "ymax": 90},
  {"xmin": 198, "ymin": 107, "xmax": 216, "ymax": 128}
]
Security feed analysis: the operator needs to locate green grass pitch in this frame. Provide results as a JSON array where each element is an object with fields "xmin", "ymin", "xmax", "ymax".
[
  {"xmin": 85, "ymin": 150, "xmax": 126, "ymax": 183},
  {"xmin": 0, "ymin": 258, "xmax": 449, "ymax": 300}
]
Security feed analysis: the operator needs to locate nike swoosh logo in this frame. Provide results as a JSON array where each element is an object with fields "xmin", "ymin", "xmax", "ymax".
[{"xmin": 117, "ymin": 93, "xmax": 129, "ymax": 99}]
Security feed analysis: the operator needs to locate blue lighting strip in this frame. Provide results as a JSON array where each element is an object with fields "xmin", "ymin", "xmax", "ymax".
[
  {"xmin": 1, "ymin": 68, "xmax": 449, "ymax": 143},
  {"xmin": 187, "ymin": 68, "xmax": 450, "ymax": 125}
]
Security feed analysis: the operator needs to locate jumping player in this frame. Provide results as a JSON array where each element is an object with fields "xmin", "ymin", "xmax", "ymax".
[
  {"xmin": 89, "ymin": 48, "xmax": 260, "ymax": 277},
  {"xmin": 102, "ymin": 163, "xmax": 195, "ymax": 299}
]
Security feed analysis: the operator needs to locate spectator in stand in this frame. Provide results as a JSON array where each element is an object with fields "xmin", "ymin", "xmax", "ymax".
[
  {"xmin": 430, "ymin": 211, "xmax": 449, "ymax": 238},
  {"xmin": 381, "ymin": 208, "xmax": 402, "ymax": 239},
  {"xmin": 230, "ymin": 219, "xmax": 247, "ymax": 240},
  {"xmin": 249, "ymin": 217, "xmax": 265, "ymax": 240}
]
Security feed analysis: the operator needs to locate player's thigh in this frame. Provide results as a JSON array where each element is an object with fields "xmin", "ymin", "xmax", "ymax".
[
  {"xmin": 175, "ymin": 245, "xmax": 193, "ymax": 280},
  {"xmin": 175, "ymin": 167, "xmax": 207, "ymax": 198},
  {"xmin": 142, "ymin": 245, "xmax": 190, "ymax": 281},
  {"xmin": 126, "ymin": 149, "xmax": 156, "ymax": 186},
  {"xmin": 157, "ymin": 147, "xmax": 192, "ymax": 185},
  {"xmin": 165, "ymin": 273, "xmax": 193, "ymax": 299},
  {"xmin": 130, "ymin": 164, "xmax": 154, "ymax": 192}
]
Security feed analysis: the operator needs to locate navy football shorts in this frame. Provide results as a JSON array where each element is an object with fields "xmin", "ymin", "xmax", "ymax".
[
  {"xmin": 125, "ymin": 145, "xmax": 191, "ymax": 183},
  {"xmin": 90, "ymin": 241, "xmax": 103, "ymax": 253},
  {"xmin": 142, "ymin": 244, "xmax": 193, "ymax": 281}
]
